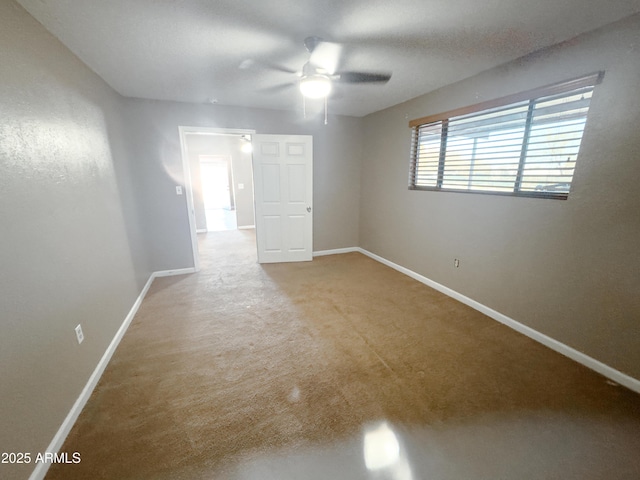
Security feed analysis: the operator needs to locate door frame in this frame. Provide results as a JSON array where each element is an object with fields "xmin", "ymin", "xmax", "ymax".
[{"xmin": 178, "ymin": 126, "xmax": 256, "ymax": 272}]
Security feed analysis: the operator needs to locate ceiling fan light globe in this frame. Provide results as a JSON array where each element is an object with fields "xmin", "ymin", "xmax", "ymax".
[{"xmin": 300, "ymin": 75, "xmax": 332, "ymax": 98}]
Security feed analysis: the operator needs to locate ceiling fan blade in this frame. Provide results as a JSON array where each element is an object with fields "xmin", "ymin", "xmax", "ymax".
[
  {"xmin": 308, "ymin": 41, "xmax": 342, "ymax": 75},
  {"xmin": 239, "ymin": 59, "xmax": 297, "ymax": 75},
  {"xmin": 257, "ymin": 83, "xmax": 295, "ymax": 94},
  {"xmin": 336, "ymin": 71, "xmax": 392, "ymax": 83}
]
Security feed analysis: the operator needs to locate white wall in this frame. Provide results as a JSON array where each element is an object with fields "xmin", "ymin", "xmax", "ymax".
[{"xmin": 359, "ymin": 14, "xmax": 640, "ymax": 380}]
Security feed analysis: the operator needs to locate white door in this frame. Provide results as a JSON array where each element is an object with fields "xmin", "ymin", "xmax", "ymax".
[{"xmin": 252, "ymin": 134, "xmax": 313, "ymax": 263}]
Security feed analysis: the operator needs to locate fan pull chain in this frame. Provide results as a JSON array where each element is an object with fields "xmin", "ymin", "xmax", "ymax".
[{"xmin": 324, "ymin": 96, "xmax": 328, "ymax": 125}]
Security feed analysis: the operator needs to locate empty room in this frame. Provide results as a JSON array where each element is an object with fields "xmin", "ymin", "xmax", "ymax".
[{"xmin": 1, "ymin": 1, "xmax": 639, "ymax": 479}]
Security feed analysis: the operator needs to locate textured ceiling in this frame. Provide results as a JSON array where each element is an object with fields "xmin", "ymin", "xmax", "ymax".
[{"xmin": 16, "ymin": 0, "xmax": 640, "ymax": 117}]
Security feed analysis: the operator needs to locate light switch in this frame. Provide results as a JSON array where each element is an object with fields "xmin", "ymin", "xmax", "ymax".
[
  {"xmin": 238, "ymin": 183, "xmax": 245, "ymax": 190},
  {"xmin": 176, "ymin": 186, "xmax": 183, "ymax": 195}
]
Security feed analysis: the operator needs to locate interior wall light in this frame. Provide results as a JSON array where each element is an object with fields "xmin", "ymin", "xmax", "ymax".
[{"xmin": 240, "ymin": 135, "xmax": 253, "ymax": 153}]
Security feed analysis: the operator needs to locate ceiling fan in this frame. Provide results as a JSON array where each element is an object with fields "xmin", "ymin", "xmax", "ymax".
[
  {"xmin": 297, "ymin": 36, "xmax": 391, "ymax": 98},
  {"xmin": 243, "ymin": 36, "xmax": 392, "ymax": 122}
]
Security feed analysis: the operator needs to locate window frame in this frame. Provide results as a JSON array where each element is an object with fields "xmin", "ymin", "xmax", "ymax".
[{"xmin": 408, "ymin": 72, "xmax": 604, "ymax": 200}]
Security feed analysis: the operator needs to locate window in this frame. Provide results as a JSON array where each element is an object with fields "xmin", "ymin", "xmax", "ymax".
[{"xmin": 409, "ymin": 72, "xmax": 603, "ymax": 199}]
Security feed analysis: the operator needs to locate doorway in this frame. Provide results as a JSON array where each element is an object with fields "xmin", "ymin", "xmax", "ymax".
[
  {"xmin": 179, "ymin": 128, "xmax": 314, "ymax": 270},
  {"xmin": 199, "ymin": 155, "xmax": 237, "ymax": 232},
  {"xmin": 178, "ymin": 127, "xmax": 256, "ymax": 271}
]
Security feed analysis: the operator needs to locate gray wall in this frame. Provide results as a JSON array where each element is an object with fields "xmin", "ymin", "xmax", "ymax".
[
  {"xmin": 359, "ymin": 14, "xmax": 640, "ymax": 379},
  {"xmin": 185, "ymin": 134, "xmax": 255, "ymax": 230},
  {"xmin": 123, "ymin": 99, "xmax": 364, "ymax": 270},
  {"xmin": 0, "ymin": 2, "xmax": 151, "ymax": 479},
  {"xmin": 0, "ymin": 6, "xmax": 363, "ymax": 475},
  {"xmin": 4, "ymin": 2, "xmax": 639, "ymax": 479}
]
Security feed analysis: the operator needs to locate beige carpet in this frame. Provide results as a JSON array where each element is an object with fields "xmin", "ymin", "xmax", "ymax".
[{"xmin": 46, "ymin": 230, "xmax": 640, "ymax": 479}]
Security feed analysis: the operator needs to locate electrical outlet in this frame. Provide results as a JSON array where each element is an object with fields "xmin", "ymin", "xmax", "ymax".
[
  {"xmin": 75, "ymin": 324, "xmax": 84, "ymax": 344},
  {"xmin": 454, "ymin": 258, "xmax": 460, "ymax": 268}
]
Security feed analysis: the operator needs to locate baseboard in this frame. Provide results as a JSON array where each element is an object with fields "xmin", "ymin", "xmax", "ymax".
[
  {"xmin": 30, "ymin": 250, "xmax": 639, "ymax": 480},
  {"xmin": 29, "ymin": 273, "xmax": 155, "ymax": 480},
  {"xmin": 29, "ymin": 266, "xmax": 196, "ymax": 480},
  {"xmin": 238, "ymin": 225, "xmax": 255, "ymax": 230},
  {"xmin": 154, "ymin": 267, "xmax": 197, "ymax": 277},
  {"xmin": 356, "ymin": 247, "xmax": 640, "ymax": 394},
  {"xmin": 313, "ymin": 247, "xmax": 359, "ymax": 257}
]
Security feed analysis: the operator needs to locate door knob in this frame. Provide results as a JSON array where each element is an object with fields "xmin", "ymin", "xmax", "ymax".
[{"xmin": 307, "ymin": 206, "xmax": 312, "ymax": 213}]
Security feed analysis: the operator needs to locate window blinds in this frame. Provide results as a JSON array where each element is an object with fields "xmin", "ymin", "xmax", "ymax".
[{"xmin": 409, "ymin": 72, "xmax": 603, "ymax": 199}]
